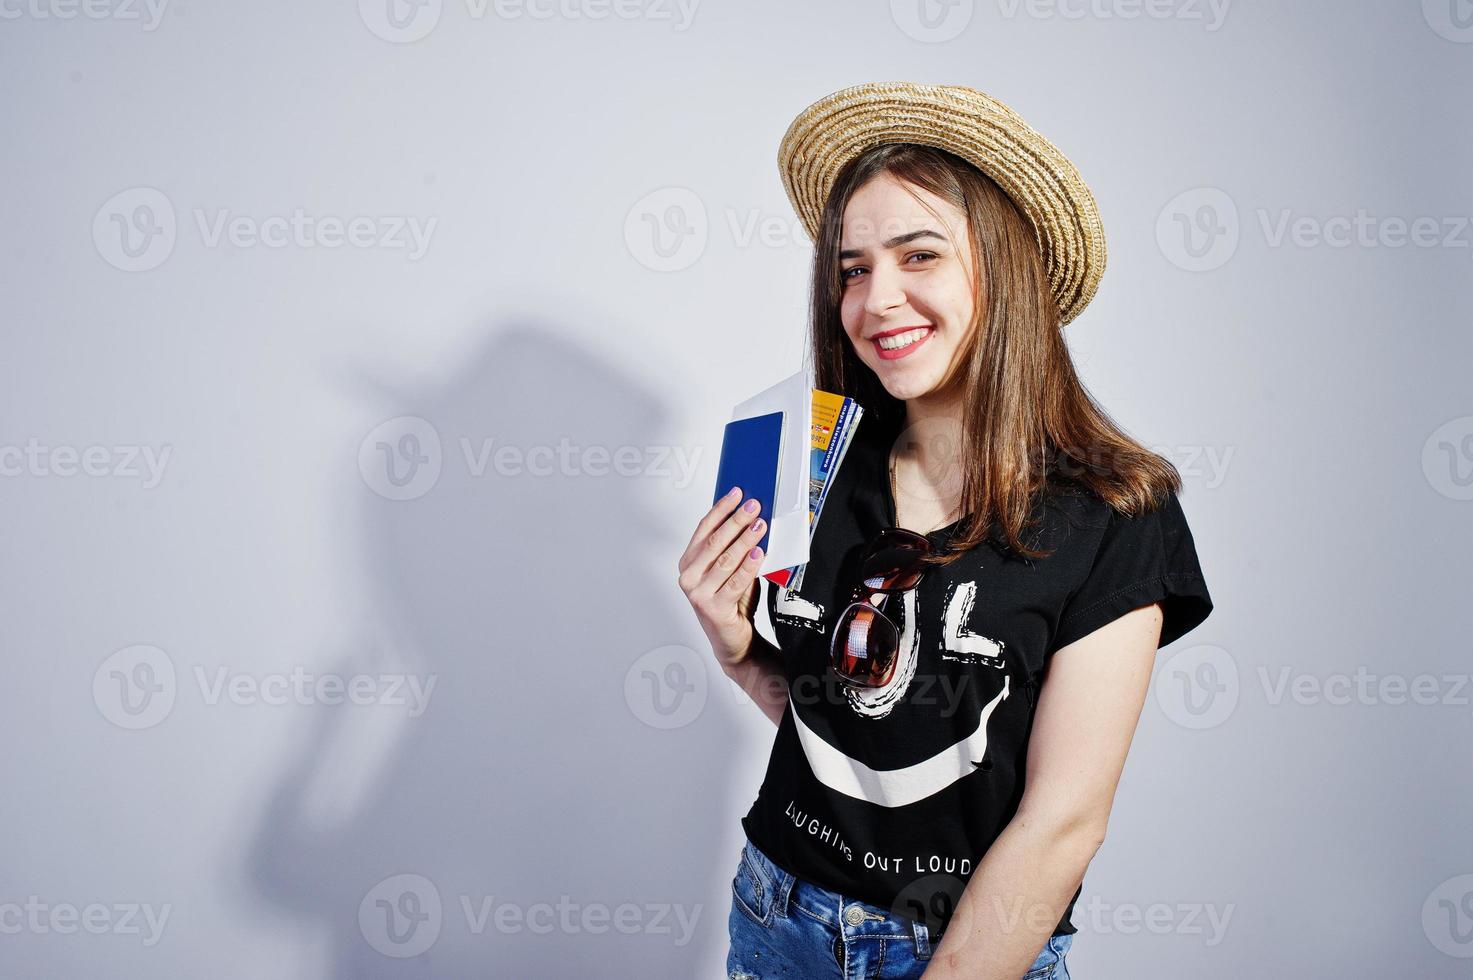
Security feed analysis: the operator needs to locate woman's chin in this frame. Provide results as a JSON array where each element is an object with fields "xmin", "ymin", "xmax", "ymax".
[{"xmin": 877, "ymin": 370, "xmax": 945, "ymax": 403}]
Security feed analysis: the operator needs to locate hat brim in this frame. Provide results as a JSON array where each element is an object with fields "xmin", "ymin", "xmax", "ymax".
[{"xmin": 777, "ymin": 82, "xmax": 1106, "ymax": 326}]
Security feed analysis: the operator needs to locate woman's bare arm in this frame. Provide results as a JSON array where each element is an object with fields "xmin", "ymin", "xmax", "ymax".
[
  {"xmin": 921, "ymin": 602, "xmax": 1164, "ymax": 979},
  {"xmin": 719, "ymin": 629, "xmax": 788, "ymax": 728}
]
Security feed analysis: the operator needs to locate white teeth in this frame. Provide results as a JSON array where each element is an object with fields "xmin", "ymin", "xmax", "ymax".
[{"xmin": 878, "ymin": 327, "xmax": 930, "ymax": 351}]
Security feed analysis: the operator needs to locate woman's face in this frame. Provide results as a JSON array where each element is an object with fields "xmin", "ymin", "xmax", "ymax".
[{"xmin": 838, "ymin": 173, "xmax": 979, "ymax": 403}]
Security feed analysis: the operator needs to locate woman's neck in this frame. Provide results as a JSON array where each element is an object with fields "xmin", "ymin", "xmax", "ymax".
[{"xmin": 899, "ymin": 391, "xmax": 965, "ymax": 470}]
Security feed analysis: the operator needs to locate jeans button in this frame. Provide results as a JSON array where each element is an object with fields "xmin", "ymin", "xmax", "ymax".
[{"xmin": 844, "ymin": 905, "xmax": 866, "ymax": 926}]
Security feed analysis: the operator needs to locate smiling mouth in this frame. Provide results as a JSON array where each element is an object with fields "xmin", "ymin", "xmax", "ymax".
[{"xmin": 872, "ymin": 325, "xmax": 934, "ymax": 360}]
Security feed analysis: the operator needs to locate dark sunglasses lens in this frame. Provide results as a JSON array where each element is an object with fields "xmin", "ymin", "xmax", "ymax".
[
  {"xmin": 859, "ymin": 530, "xmax": 929, "ymax": 592},
  {"xmin": 832, "ymin": 603, "xmax": 899, "ymax": 688}
]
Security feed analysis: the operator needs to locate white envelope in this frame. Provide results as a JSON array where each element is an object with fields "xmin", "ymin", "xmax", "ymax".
[{"xmin": 730, "ymin": 367, "xmax": 812, "ymax": 578}]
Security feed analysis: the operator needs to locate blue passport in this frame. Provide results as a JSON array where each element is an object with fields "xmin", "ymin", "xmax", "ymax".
[{"xmin": 712, "ymin": 410, "xmax": 784, "ymax": 557}]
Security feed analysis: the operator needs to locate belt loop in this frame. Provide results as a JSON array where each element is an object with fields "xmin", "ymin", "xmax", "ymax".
[
  {"xmin": 911, "ymin": 919, "xmax": 933, "ymax": 960},
  {"xmin": 771, "ymin": 864, "xmax": 797, "ymax": 918},
  {"xmin": 745, "ymin": 838, "xmax": 798, "ymax": 919}
]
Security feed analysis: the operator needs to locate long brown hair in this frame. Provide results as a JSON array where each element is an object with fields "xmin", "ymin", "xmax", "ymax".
[{"xmin": 808, "ymin": 143, "xmax": 1183, "ymax": 565}]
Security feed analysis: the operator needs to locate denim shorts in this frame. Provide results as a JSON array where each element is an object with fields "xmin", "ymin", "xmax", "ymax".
[{"xmin": 726, "ymin": 835, "xmax": 1073, "ymax": 979}]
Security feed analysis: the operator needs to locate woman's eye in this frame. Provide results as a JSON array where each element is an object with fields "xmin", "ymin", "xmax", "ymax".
[{"xmin": 840, "ymin": 253, "xmax": 937, "ymax": 284}]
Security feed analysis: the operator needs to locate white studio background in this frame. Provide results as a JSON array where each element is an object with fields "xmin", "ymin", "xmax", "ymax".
[{"xmin": 1, "ymin": 1, "xmax": 1470, "ymax": 977}]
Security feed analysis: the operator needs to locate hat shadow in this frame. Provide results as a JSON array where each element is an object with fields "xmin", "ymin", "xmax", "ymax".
[{"xmin": 244, "ymin": 318, "xmax": 738, "ymax": 976}]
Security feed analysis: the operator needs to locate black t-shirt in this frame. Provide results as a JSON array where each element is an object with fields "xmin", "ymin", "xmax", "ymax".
[{"xmin": 740, "ymin": 413, "xmax": 1214, "ymax": 938}]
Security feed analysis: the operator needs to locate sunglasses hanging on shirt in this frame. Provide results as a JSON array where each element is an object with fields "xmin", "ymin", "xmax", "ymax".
[{"xmin": 828, "ymin": 527, "xmax": 932, "ymax": 688}]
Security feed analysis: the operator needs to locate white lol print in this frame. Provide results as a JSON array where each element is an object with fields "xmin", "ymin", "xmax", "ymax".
[{"xmin": 779, "ymin": 579, "xmax": 1011, "ymax": 808}]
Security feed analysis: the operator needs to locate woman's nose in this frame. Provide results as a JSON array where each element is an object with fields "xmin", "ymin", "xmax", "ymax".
[{"xmin": 863, "ymin": 263, "xmax": 906, "ymax": 317}]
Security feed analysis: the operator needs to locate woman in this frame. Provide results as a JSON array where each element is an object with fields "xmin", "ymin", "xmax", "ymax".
[{"xmin": 678, "ymin": 82, "xmax": 1214, "ymax": 979}]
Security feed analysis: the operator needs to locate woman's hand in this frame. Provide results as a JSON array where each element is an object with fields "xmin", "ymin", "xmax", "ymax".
[{"xmin": 677, "ymin": 486, "xmax": 769, "ymax": 668}]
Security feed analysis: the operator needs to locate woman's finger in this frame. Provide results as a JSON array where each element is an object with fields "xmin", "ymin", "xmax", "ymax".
[
  {"xmin": 714, "ymin": 518, "xmax": 767, "ymax": 603},
  {"xmin": 679, "ymin": 492, "xmax": 764, "ymax": 588},
  {"xmin": 678, "ymin": 486, "xmax": 743, "ymax": 572}
]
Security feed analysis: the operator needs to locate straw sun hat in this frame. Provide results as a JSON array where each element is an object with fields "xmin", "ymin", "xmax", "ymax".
[{"xmin": 777, "ymin": 81, "xmax": 1106, "ymax": 326}]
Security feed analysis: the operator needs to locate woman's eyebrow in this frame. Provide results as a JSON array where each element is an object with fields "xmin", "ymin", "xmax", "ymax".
[{"xmin": 839, "ymin": 229, "xmax": 947, "ymax": 260}]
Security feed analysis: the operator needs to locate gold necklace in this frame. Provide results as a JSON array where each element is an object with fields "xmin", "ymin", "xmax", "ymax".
[
  {"xmin": 890, "ymin": 442, "xmax": 962, "ymax": 533},
  {"xmin": 889, "ymin": 443, "xmax": 900, "ymax": 523}
]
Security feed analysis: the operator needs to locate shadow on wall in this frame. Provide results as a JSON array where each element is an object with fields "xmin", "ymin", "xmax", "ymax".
[{"xmin": 245, "ymin": 320, "xmax": 739, "ymax": 977}]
